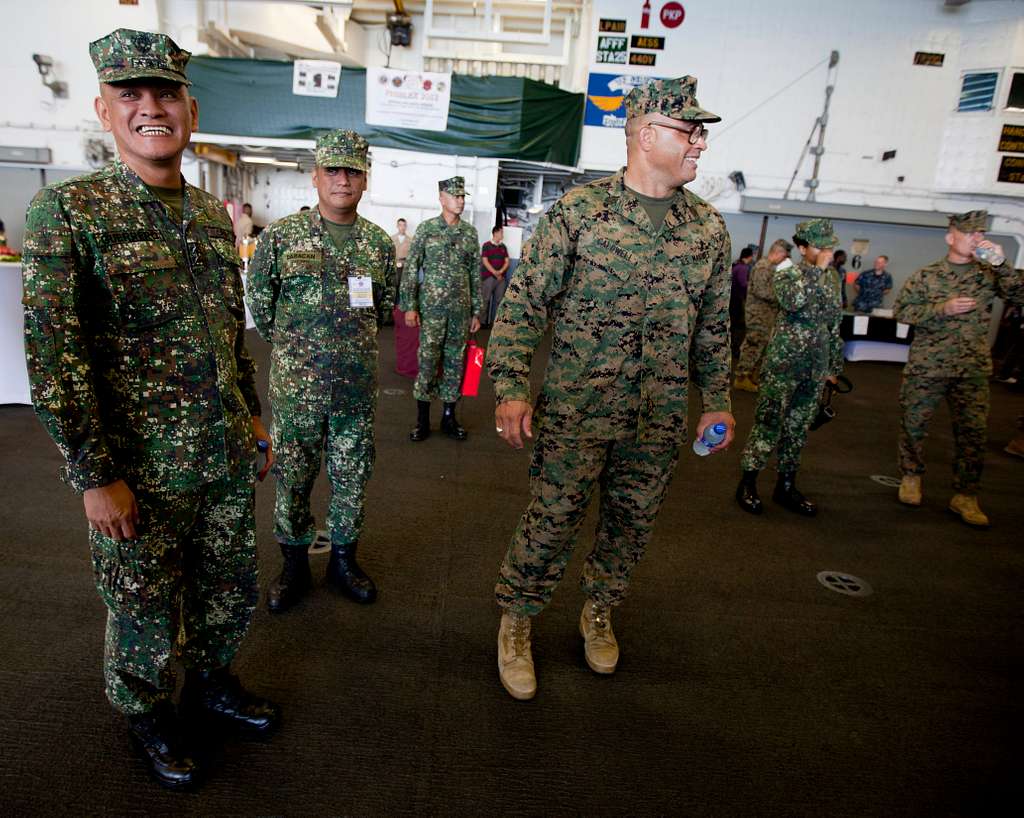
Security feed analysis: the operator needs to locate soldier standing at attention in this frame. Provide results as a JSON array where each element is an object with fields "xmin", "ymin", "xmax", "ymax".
[
  {"xmin": 733, "ymin": 238, "xmax": 793, "ymax": 392},
  {"xmin": 399, "ymin": 176, "xmax": 482, "ymax": 441},
  {"xmin": 487, "ymin": 76, "xmax": 735, "ymax": 701},
  {"xmin": 248, "ymin": 130, "xmax": 394, "ymax": 610},
  {"xmin": 735, "ymin": 219, "xmax": 843, "ymax": 518},
  {"xmin": 894, "ymin": 210, "xmax": 1024, "ymax": 527},
  {"xmin": 21, "ymin": 29, "xmax": 279, "ymax": 789}
]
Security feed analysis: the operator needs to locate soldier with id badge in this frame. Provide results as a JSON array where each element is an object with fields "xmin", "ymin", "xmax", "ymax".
[{"xmin": 248, "ymin": 129, "xmax": 395, "ymax": 612}]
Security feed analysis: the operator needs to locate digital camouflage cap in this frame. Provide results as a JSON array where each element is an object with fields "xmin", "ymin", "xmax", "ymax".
[
  {"xmin": 624, "ymin": 76, "xmax": 720, "ymax": 123},
  {"xmin": 315, "ymin": 129, "xmax": 369, "ymax": 171},
  {"xmin": 90, "ymin": 28, "xmax": 191, "ymax": 86},
  {"xmin": 948, "ymin": 209, "xmax": 988, "ymax": 233},
  {"xmin": 794, "ymin": 218, "xmax": 838, "ymax": 249},
  {"xmin": 439, "ymin": 176, "xmax": 469, "ymax": 196}
]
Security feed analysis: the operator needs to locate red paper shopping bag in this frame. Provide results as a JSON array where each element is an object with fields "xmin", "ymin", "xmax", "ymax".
[{"xmin": 461, "ymin": 340, "xmax": 484, "ymax": 397}]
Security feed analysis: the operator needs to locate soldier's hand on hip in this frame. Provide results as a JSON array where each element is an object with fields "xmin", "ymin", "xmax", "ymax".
[
  {"xmin": 943, "ymin": 296, "xmax": 977, "ymax": 316},
  {"xmin": 496, "ymin": 400, "xmax": 533, "ymax": 449},
  {"xmin": 84, "ymin": 479, "xmax": 139, "ymax": 541},
  {"xmin": 252, "ymin": 415, "xmax": 275, "ymax": 482},
  {"xmin": 695, "ymin": 411, "xmax": 736, "ymax": 454},
  {"xmin": 405, "ymin": 310, "xmax": 420, "ymax": 327},
  {"xmin": 470, "ymin": 316, "xmax": 481, "ymax": 334}
]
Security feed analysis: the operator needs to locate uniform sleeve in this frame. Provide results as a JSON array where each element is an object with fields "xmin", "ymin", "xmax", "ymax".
[
  {"xmin": 773, "ymin": 262, "xmax": 810, "ymax": 312},
  {"xmin": 246, "ymin": 227, "xmax": 279, "ymax": 342},
  {"xmin": 749, "ymin": 260, "xmax": 774, "ymax": 303},
  {"xmin": 469, "ymin": 230, "xmax": 483, "ymax": 318},
  {"xmin": 993, "ymin": 262, "xmax": 1024, "ymax": 306},
  {"xmin": 690, "ymin": 225, "xmax": 733, "ymax": 414},
  {"xmin": 398, "ymin": 226, "xmax": 425, "ymax": 312},
  {"xmin": 827, "ymin": 268, "xmax": 845, "ymax": 377},
  {"xmin": 21, "ymin": 188, "xmax": 119, "ymax": 492},
  {"xmin": 486, "ymin": 204, "xmax": 572, "ymax": 404},
  {"xmin": 379, "ymin": 238, "xmax": 396, "ymax": 315},
  {"xmin": 893, "ymin": 268, "xmax": 946, "ymax": 328}
]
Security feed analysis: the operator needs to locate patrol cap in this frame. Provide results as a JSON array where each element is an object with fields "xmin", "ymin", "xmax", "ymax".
[
  {"xmin": 90, "ymin": 28, "xmax": 191, "ymax": 86},
  {"xmin": 439, "ymin": 176, "xmax": 469, "ymax": 196},
  {"xmin": 624, "ymin": 76, "xmax": 720, "ymax": 123},
  {"xmin": 770, "ymin": 238, "xmax": 794, "ymax": 253},
  {"xmin": 793, "ymin": 218, "xmax": 838, "ymax": 249},
  {"xmin": 315, "ymin": 129, "xmax": 369, "ymax": 171},
  {"xmin": 948, "ymin": 209, "xmax": 988, "ymax": 233}
]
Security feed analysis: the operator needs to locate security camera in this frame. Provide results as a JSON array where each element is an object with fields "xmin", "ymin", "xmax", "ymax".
[
  {"xmin": 32, "ymin": 53, "xmax": 68, "ymax": 98},
  {"xmin": 33, "ymin": 54, "xmax": 54, "ymax": 72}
]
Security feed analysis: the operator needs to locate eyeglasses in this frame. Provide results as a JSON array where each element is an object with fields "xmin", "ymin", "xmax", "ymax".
[{"xmin": 648, "ymin": 121, "xmax": 708, "ymax": 145}]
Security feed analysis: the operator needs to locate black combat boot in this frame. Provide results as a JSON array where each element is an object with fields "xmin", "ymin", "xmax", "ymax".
[
  {"xmin": 410, "ymin": 400, "xmax": 431, "ymax": 442},
  {"xmin": 772, "ymin": 471, "xmax": 818, "ymax": 517},
  {"xmin": 326, "ymin": 541, "xmax": 377, "ymax": 604},
  {"xmin": 267, "ymin": 542, "xmax": 311, "ymax": 613},
  {"xmin": 126, "ymin": 701, "xmax": 199, "ymax": 790},
  {"xmin": 440, "ymin": 401, "xmax": 468, "ymax": 440},
  {"xmin": 181, "ymin": 667, "xmax": 280, "ymax": 738},
  {"xmin": 735, "ymin": 469, "xmax": 763, "ymax": 515}
]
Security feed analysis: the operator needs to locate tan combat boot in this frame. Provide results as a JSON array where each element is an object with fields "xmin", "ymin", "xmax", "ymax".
[
  {"xmin": 1004, "ymin": 437, "xmax": 1024, "ymax": 459},
  {"xmin": 579, "ymin": 600, "xmax": 619, "ymax": 674},
  {"xmin": 497, "ymin": 612, "xmax": 536, "ymax": 700},
  {"xmin": 949, "ymin": 494, "xmax": 990, "ymax": 528},
  {"xmin": 898, "ymin": 475, "xmax": 922, "ymax": 506},
  {"xmin": 733, "ymin": 375, "xmax": 758, "ymax": 393}
]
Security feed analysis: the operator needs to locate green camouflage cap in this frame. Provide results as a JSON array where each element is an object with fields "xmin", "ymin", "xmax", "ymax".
[
  {"xmin": 90, "ymin": 28, "xmax": 191, "ymax": 86},
  {"xmin": 794, "ymin": 218, "xmax": 839, "ymax": 249},
  {"xmin": 315, "ymin": 129, "xmax": 369, "ymax": 171},
  {"xmin": 948, "ymin": 209, "xmax": 988, "ymax": 233},
  {"xmin": 439, "ymin": 176, "xmax": 469, "ymax": 196},
  {"xmin": 624, "ymin": 76, "xmax": 720, "ymax": 123}
]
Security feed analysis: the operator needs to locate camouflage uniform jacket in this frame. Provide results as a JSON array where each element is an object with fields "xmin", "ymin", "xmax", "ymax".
[
  {"xmin": 397, "ymin": 215, "xmax": 481, "ymax": 317},
  {"xmin": 247, "ymin": 209, "xmax": 394, "ymax": 410},
  {"xmin": 894, "ymin": 256, "xmax": 1024, "ymax": 377},
  {"xmin": 21, "ymin": 160, "xmax": 260, "ymax": 493},
  {"xmin": 766, "ymin": 260, "xmax": 844, "ymax": 379},
  {"xmin": 745, "ymin": 257, "xmax": 779, "ymax": 326},
  {"xmin": 487, "ymin": 170, "xmax": 732, "ymax": 445}
]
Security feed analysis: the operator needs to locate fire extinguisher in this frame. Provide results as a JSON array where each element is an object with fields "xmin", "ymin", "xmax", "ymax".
[{"xmin": 641, "ymin": 0, "xmax": 651, "ymax": 29}]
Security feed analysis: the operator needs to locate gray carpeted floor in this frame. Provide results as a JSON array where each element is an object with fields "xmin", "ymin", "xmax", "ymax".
[{"xmin": 1, "ymin": 327, "xmax": 1020, "ymax": 816}]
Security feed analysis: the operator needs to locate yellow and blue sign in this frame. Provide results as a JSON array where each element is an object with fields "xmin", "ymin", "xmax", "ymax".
[{"xmin": 584, "ymin": 72, "xmax": 662, "ymax": 128}]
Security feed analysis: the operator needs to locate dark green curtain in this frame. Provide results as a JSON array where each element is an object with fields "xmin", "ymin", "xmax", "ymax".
[{"xmin": 188, "ymin": 57, "xmax": 583, "ymax": 166}]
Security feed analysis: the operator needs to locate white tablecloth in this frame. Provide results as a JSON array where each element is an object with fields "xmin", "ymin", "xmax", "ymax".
[{"xmin": 0, "ymin": 262, "xmax": 30, "ymax": 405}]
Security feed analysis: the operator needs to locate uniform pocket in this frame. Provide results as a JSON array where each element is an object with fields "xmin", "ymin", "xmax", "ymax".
[
  {"xmin": 102, "ymin": 240, "xmax": 184, "ymax": 330},
  {"xmin": 280, "ymin": 256, "xmax": 323, "ymax": 313}
]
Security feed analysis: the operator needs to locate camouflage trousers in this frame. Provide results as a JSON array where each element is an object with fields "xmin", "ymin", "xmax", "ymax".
[
  {"xmin": 495, "ymin": 433, "xmax": 680, "ymax": 616},
  {"xmin": 272, "ymin": 399, "xmax": 375, "ymax": 547},
  {"xmin": 898, "ymin": 374, "xmax": 989, "ymax": 493},
  {"xmin": 740, "ymin": 369, "xmax": 822, "ymax": 473},
  {"xmin": 88, "ymin": 467, "xmax": 257, "ymax": 715},
  {"xmin": 414, "ymin": 311, "xmax": 469, "ymax": 402},
  {"xmin": 734, "ymin": 318, "xmax": 773, "ymax": 381}
]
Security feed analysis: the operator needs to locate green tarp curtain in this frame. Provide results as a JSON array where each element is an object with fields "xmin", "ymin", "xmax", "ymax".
[{"xmin": 188, "ymin": 56, "xmax": 584, "ymax": 166}]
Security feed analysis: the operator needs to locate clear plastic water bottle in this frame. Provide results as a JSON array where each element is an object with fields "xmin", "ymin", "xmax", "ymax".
[
  {"xmin": 692, "ymin": 422, "xmax": 727, "ymax": 456},
  {"xmin": 974, "ymin": 245, "xmax": 1005, "ymax": 267}
]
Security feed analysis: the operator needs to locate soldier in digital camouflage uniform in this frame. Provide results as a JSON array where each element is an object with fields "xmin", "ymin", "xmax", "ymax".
[
  {"xmin": 894, "ymin": 209, "xmax": 1024, "ymax": 527},
  {"xmin": 21, "ymin": 28, "xmax": 279, "ymax": 790},
  {"xmin": 487, "ymin": 76, "xmax": 735, "ymax": 700},
  {"xmin": 733, "ymin": 238, "xmax": 793, "ymax": 392},
  {"xmin": 735, "ymin": 219, "xmax": 843, "ymax": 518},
  {"xmin": 248, "ymin": 130, "xmax": 394, "ymax": 610},
  {"xmin": 399, "ymin": 176, "xmax": 482, "ymax": 441}
]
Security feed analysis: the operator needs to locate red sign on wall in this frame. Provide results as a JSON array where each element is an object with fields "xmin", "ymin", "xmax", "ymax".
[{"xmin": 660, "ymin": 2, "xmax": 685, "ymax": 28}]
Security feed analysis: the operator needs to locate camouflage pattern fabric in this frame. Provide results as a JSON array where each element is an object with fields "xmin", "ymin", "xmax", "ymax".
[
  {"xmin": 315, "ymin": 129, "xmax": 369, "ymax": 171},
  {"xmin": 793, "ymin": 218, "xmax": 838, "ymax": 249},
  {"xmin": 398, "ymin": 215, "xmax": 481, "ymax": 402},
  {"xmin": 624, "ymin": 75, "xmax": 721, "ymax": 122},
  {"xmin": 949, "ymin": 210, "xmax": 988, "ymax": 232},
  {"xmin": 247, "ymin": 208, "xmax": 394, "ymax": 545},
  {"xmin": 91, "ymin": 468, "xmax": 257, "ymax": 714},
  {"xmin": 21, "ymin": 159, "xmax": 261, "ymax": 715},
  {"xmin": 740, "ymin": 259, "xmax": 843, "ymax": 472},
  {"xmin": 438, "ymin": 176, "xmax": 470, "ymax": 196},
  {"xmin": 495, "ymin": 435, "xmax": 679, "ymax": 615},
  {"xmin": 89, "ymin": 28, "xmax": 191, "ymax": 85},
  {"xmin": 489, "ymin": 170, "xmax": 730, "ymax": 614},
  {"xmin": 734, "ymin": 257, "xmax": 779, "ymax": 381},
  {"xmin": 898, "ymin": 375, "xmax": 989, "ymax": 492},
  {"xmin": 893, "ymin": 257, "xmax": 1024, "ymax": 378},
  {"xmin": 487, "ymin": 169, "xmax": 732, "ymax": 445},
  {"xmin": 853, "ymin": 270, "xmax": 893, "ymax": 313},
  {"xmin": 893, "ymin": 255, "xmax": 1023, "ymax": 492}
]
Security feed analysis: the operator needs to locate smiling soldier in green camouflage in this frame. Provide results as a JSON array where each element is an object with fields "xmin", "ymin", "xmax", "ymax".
[
  {"xmin": 21, "ymin": 28, "xmax": 279, "ymax": 790},
  {"xmin": 894, "ymin": 209, "xmax": 1024, "ymax": 527},
  {"xmin": 486, "ymin": 76, "xmax": 735, "ymax": 700},
  {"xmin": 399, "ymin": 176, "xmax": 482, "ymax": 441},
  {"xmin": 248, "ymin": 130, "xmax": 394, "ymax": 610}
]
